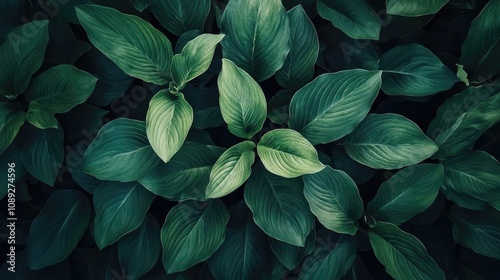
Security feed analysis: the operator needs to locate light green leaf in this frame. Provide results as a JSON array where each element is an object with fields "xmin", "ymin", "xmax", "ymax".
[
  {"xmin": 441, "ymin": 150, "xmax": 500, "ymax": 210},
  {"xmin": 161, "ymin": 200, "xmax": 229, "ymax": 273},
  {"xmin": 117, "ymin": 213, "xmax": 160, "ymax": 279},
  {"xmin": 379, "ymin": 44, "xmax": 458, "ymax": 96},
  {"xmin": 206, "ymin": 141, "xmax": 255, "ymax": 198},
  {"xmin": 303, "ymin": 166, "xmax": 364, "ymax": 235},
  {"xmin": 269, "ymin": 229, "xmax": 315, "ymax": 270},
  {"xmin": 150, "ymin": 0, "xmax": 211, "ymax": 36},
  {"xmin": 299, "ymin": 229, "xmax": 357, "ymax": 280},
  {"xmin": 385, "ymin": 0, "xmax": 448, "ymax": 16},
  {"xmin": 27, "ymin": 190, "xmax": 91, "ymax": 270},
  {"xmin": 20, "ymin": 125, "xmax": 64, "ymax": 186},
  {"xmin": 289, "ymin": 70, "xmax": 382, "ymax": 144},
  {"xmin": 93, "ymin": 181, "xmax": 155, "ymax": 249},
  {"xmin": 0, "ymin": 102, "xmax": 25, "ymax": 155},
  {"xmin": 146, "ymin": 90, "xmax": 194, "ymax": 163},
  {"xmin": 275, "ymin": 5, "xmax": 318, "ymax": 89},
  {"xmin": 366, "ymin": 164, "xmax": 444, "ymax": 225},
  {"xmin": 131, "ymin": 0, "xmax": 150, "ymax": 12},
  {"xmin": 218, "ymin": 59, "xmax": 266, "ymax": 139},
  {"xmin": 81, "ymin": 118, "xmax": 161, "ymax": 182},
  {"xmin": 138, "ymin": 142, "xmax": 224, "ymax": 201},
  {"xmin": 174, "ymin": 30, "xmax": 202, "ymax": 54},
  {"xmin": 244, "ymin": 162, "xmax": 314, "ymax": 246},
  {"xmin": 220, "ymin": 0, "xmax": 290, "ymax": 81},
  {"xmin": 339, "ymin": 113, "xmax": 438, "ymax": 169},
  {"xmin": 258, "ymin": 129, "xmax": 324, "ymax": 178},
  {"xmin": 25, "ymin": 64, "xmax": 97, "ymax": 129},
  {"xmin": 427, "ymin": 84, "xmax": 500, "ymax": 159},
  {"xmin": 456, "ymin": 64, "xmax": 470, "ymax": 86},
  {"xmin": 171, "ymin": 34, "xmax": 224, "ymax": 88},
  {"xmin": 317, "ymin": 0, "xmax": 381, "ymax": 40},
  {"xmin": 459, "ymin": 0, "xmax": 500, "ymax": 81},
  {"xmin": 368, "ymin": 222, "xmax": 446, "ymax": 280},
  {"xmin": 449, "ymin": 206, "xmax": 500, "ymax": 260},
  {"xmin": 183, "ymin": 86, "xmax": 224, "ymax": 129},
  {"xmin": 76, "ymin": 4, "xmax": 173, "ymax": 85},
  {"xmin": 0, "ymin": 21, "xmax": 49, "ymax": 99}
]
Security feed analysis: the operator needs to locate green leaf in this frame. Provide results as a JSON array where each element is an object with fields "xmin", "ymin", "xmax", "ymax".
[
  {"xmin": 288, "ymin": 70, "xmax": 382, "ymax": 144},
  {"xmin": 138, "ymin": 142, "xmax": 224, "ymax": 201},
  {"xmin": 27, "ymin": 190, "xmax": 91, "ymax": 270},
  {"xmin": 331, "ymin": 147, "xmax": 376, "ymax": 185},
  {"xmin": 459, "ymin": 0, "xmax": 500, "ymax": 81},
  {"xmin": 267, "ymin": 89, "xmax": 294, "ymax": 125},
  {"xmin": 0, "ymin": 21, "xmax": 49, "ymax": 99},
  {"xmin": 218, "ymin": 59, "xmax": 267, "ymax": 138},
  {"xmin": 303, "ymin": 166, "xmax": 364, "ymax": 235},
  {"xmin": 25, "ymin": 65, "xmax": 97, "ymax": 129},
  {"xmin": 385, "ymin": 0, "xmax": 448, "ymax": 16},
  {"xmin": 171, "ymin": 34, "xmax": 224, "ymax": 88},
  {"xmin": 0, "ymin": 143, "xmax": 25, "ymax": 200},
  {"xmin": 317, "ymin": 0, "xmax": 381, "ymax": 40},
  {"xmin": 275, "ymin": 5, "xmax": 318, "ymax": 89},
  {"xmin": 146, "ymin": 90, "xmax": 194, "ymax": 162},
  {"xmin": 441, "ymin": 150, "xmax": 500, "ymax": 210},
  {"xmin": 76, "ymin": 4, "xmax": 173, "ymax": 85},
  {"xmin": 117, "ymin": 213, "xmax": 160, "ymax": 279},
  {"xmin": 81, "ymin": 118, "xmax": 161, "ymax": 182},
  {"xmin": 93, "ymin": 181, "xmax": 155, "ymax": 249},
  {"xmin": 183, "ymin": 86, "xmax": 224, "ymax": 129},
  {"xmin": 368, "ymin": 222, "xmax": 446, "ymax": 280},
  {"xmin": 456, "ymin": 64, "xmax": 470, "ymax": 86},
  {"xmin": 20, "ymin": 125, "xmax": 63, "ymax": 186},
  {"xmin": 220, "ymin": 0, "xmax": 290, "ymax": 81},
  {"xmin": 449, "ymin": 206, "xmax": 500, "ymax": 260},
  {"xmin": 174, "ymin": 30, "xmax": 202, "ymax": 54},
  {"xmin": 366, "ymin": 164, "xmax": 444, "ymax": 225},
  {"xmin": 0, "ymin": 102, "xmax": 25, "ymax": 155},
  {"xmin": 206, "ymin": 141, "xmax": 255, "ymax": 198},
  {"xmin": 339, "ymin": 113, "xmax": 438, "ymax": 169},
  {"xmin": 258, "ymin": 129, "xmax": 324, "ymax": 178},
  {"xmin": 131, "ymin": 0, "xmax": 150, "ymax": 12},
  {"xmin": 150, "ymin": 0, "xmax": 211, "ymax": 36},
  {"xmin": 379, "ymin": 44, "xmax": 458, "ymax": 96},
  {"xmin": 427, "ymin": 84, "xmax": 500, "ymax": 159},
  {"xmin": 244, "ymin": 162, "xmax": 314, "ymax": 246},
  {"xmin": 161, "ymin": 200, "xmax": 229, "ymax": 273},
  {"xmin": 269, "ymin": 228, "xmax": 315, "ymax": 270},
  {"xmin": 299, "ymin": 229, "xmax": 357, "ymax": 280}
]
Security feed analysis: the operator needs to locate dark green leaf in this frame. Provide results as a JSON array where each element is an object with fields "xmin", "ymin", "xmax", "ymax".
[
  {"xmin": 385, "ymin": 0, "xmax": 448, "ymax": 16},
  {"xmin": 0, "ymin": 102, "xmax": 25, "ymax": 155},
  {"xmin": 131, "ymin": 0, "xmax": 150, "ymax": 12},
  {"xmin": 150, "ymin": 0, "xmax": 211, "ymax": 36},
  {"xmin": 269, "ymin": 228, "xmax": 315, "ymax": 270},
  {"xmin": 183, "ymin": 86, "xmax": 224, "ymax": 129}
]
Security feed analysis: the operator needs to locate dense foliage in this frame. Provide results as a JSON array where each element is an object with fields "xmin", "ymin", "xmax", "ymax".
[{"xmin": 1, "ymin": 0, "xmax": 500, "ymax": 279}]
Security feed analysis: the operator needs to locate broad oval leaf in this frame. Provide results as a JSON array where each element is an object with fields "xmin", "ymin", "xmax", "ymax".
[
  {"xmin": 0, "ymin": 20, "xmax": 49, "ymax": 99},
  {"xmin": 368, "ymin": 222, "xmax": 446, "ymax": 280},
  {"xmin": 146, "ymin": 90, "xmax": 193, "ymax": 162},
  {"xmin": 138, "ymin": 142, "xmax": 224, "ymax": 201},
  {"xmin": 289, "ymin": 69, "xmax": 382, "ymax": 144},
  {"xmin": 93, "ymin": 181, "xmax": 155, "ymax": 249},
  {"xmin": 27, "ymin": 190, "xmax": 91, "ymax": 270},
  {"xmin": 379, "ymin": 44, "xmax": 458, "ymax": 96},
  {"xmin": 366, "ymin": 164, "xmax": 444, "ymax": 225},
  {"xmin": 25, "ymin": 64, "xmax": 97, "ymax": 129},
  {"xmin": 0, "ymin": 102, "xmax": 25, "ymax": 155},
  {"xmin": 171, "ymin": 34, "xmax": 224, "ymax": 88},
  {"xmin": 20, "ymin": 125, "xmax": 64, "ymax": 186},
  {"xmin": 76, "ymin": 4, "xmax": 173, "ymax": 85},
  {"xmin": 269, "ymin": 229, "xmax": 316, "ymax": 270},
  {"xmin": 150, "ymin": 0, "xmax": 211, "ymax": 36},
  {"xmin": 299, "ymin": 229, "xmax": 357, "ymax": 280},
  {"xmin": 339, "ymin": 113, "xmax": 438, "ymax": 169},
  {"xmin": 427, "ymin": 83, "xmax": 500, "ymax": 159},
  {"xmin": 441, "ymin": 150, "xmax": 500, "ymax": 210},
  {"xmin": 161, "ymin": 200, "xmax": 229, "ymax": 273},
  {"xmin": 206, "ymin": 141, "xmax": 255, "ymax": 198},
  {"xmin": 220, "ymin": 0, "xmax": 290, "ymax": 81},
  {"xmin": 258, "ymin": 129, "xmax": 324, "ymax": 178},
  {"xmin": 117, "ymin": 214, "xmax": 161, "ymax": 279},
  {"xmin": 385, "ymin": 0, "xmax": 448, "ymax": 16},
  {"xmin": 218, "ymin": 59, "xmax": 266, "ymax": 138},
  {"xmin": 303, "ymin": 166, "xmax": 364, "ymax": 235},
  {"xmin": 81, "ymin": 118, "xmax": 161, "ymax": 182},
  {"xmin": 317, "ymin": 0, "xmax": 381, "ymax": 40},
  {"xmin": 460, "ymin": 0, "xmax": 500, "ymax": 81},
  {"xmin": 449, "ymin": 206, "xmax": 500, "ymax": 260},
  {"xmin": 244, "ymin": 162, "xmax": 314, "ymax": 246},
  {"xmin": 275, "ymin": 5, "xmax": 319, "ymax": 89}
]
